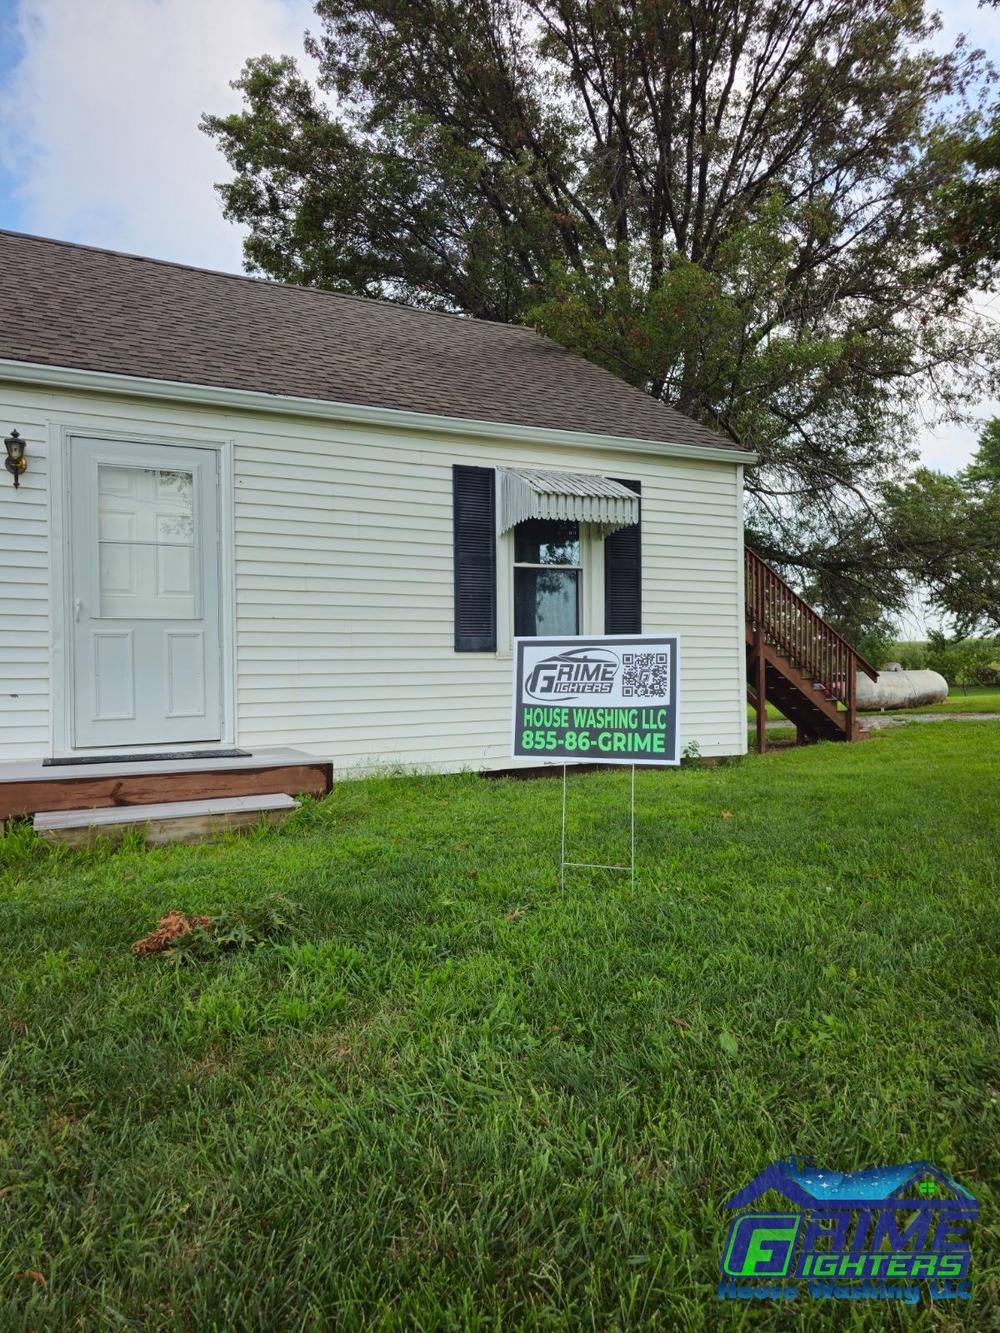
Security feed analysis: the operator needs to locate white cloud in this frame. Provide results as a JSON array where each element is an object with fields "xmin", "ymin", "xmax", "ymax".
[{"xmin": 0, "ymin": 0, "xmax": 316, "ymax": 271}]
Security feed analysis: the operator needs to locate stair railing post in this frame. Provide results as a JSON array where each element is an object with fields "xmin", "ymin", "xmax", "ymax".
[
  {"xmin": 755, "ymin": 564, "xmax": 767, "ymax": 755},
  {"xmin": 846, "ymin": 648, "xmax": 857, "ymax": 740}
]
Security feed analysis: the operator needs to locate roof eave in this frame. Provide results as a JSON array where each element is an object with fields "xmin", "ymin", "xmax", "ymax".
[{"xmin": 0, "ymin": 358, "xmax": 759, "ymax": 465}]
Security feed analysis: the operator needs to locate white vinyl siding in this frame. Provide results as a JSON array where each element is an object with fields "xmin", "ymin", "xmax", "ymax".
[
  {"xmin": 0, "ymin": 380, "xmax": 746, "ymax": 768},
  {"xmin": 0, "ymin": 395, "xmax": 50, "ymax": 759}
]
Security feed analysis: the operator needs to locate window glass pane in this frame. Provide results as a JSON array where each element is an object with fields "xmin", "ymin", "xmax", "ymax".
[
  {"xmin": 98, "ymin": 465, "xmax": 196, "ymax": 619},
  {"xmin": 515, "ymin": 568, "xmax": 579, "ymax": 636},
  {"xmin": 514, "ymin": 519, "xmax": 580, "ymax": 566}
]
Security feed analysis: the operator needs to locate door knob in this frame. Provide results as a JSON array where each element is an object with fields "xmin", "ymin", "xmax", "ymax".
[{"xmin": 74, "ymin": 597, "xmax": 82, "ymax": 622}]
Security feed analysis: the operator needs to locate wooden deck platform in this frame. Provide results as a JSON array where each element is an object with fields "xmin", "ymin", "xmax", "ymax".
[{"xmin": 0, "ymin": 747, "xmax": 333, "ymax": 820}]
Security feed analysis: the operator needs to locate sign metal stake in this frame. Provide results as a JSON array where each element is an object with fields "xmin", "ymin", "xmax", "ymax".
[
  {"xmin": 560, "ymin": 762, "xmax": 637, "ymax": 894},
  {"xmin": 631, "ymin": 760, "xmax": 636, "ymax": 895},
  {"xmin": 560, "ymin": 762, "xmax": 567, "ymax": 892}
]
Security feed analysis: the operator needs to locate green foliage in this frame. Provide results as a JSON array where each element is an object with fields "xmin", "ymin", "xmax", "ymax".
[
  {"xmin": 208, "ymin": 893, "xmax": 300, "ymax": 950},
  {"xmin": 680, "ymin": 738, "xmax": 702, "ymax": 767},
  {"xmin": 889, "ymin": 640, "xmax": 929, "ymax": 671},
  {"xmin": 852, "ymin": 628, "xmax": 895, "ymax": 671},
  {"xmin": 925, "ymin": 630, "xmax": 1000, "ymax": 693},
  {"xmin": 792, "ymin": 572, "xmax": 900, "ymax": 661},
  {"xmin": 1, "ymin": 730, "xmax": 998, "ymax": 1327},
  {"xmin": 883, "ymin": 418, "xmax": 1000, "ymax": 635},
  {"xmin": 963, "ymin": 418, "xmax": 1000, "ymax": 492},
  {"xmin": 932, "ymin": 0, "xmax": 1000, "ymax": 295},
  {"xmin": 201, "ymin": 0, "xmax": 1000, "ymax": 627},
  {"xmin": 937, "ymin": 118, "xmax": 1000, "ymax": 290}
]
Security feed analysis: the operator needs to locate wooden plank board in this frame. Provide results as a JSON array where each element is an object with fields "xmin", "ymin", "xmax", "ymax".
[
  {"xmin": 1, "ymin": 762, "xmax": 331, "ymax": 819},
  {"xmin": 35, "ymin": 792, "xmax": 298, "ymax": 831},
  {"xmin": 34, "ymin": 794, "xmax": 300, "ymax": 847},
  {"xmin": 37, "ymin": 807, "xmax": 297, "ymax": 848}
]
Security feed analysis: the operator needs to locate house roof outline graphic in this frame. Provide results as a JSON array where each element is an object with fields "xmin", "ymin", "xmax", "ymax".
[{"xmin": 725, "ymin": 1158, "xmax": 978, "ymax": 1213}]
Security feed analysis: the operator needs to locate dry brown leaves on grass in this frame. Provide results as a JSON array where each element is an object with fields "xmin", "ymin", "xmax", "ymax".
[
  {"xmin": 131, "ymin": 894, "xmax": 300, "ymax": 962},
  {"xmin": 16, "ymin": 1271, "xmax": 47, "ymax": 1290},
  {"xmin": 131, "ymin": 911, "xmax": 212, "ymax": 956}
]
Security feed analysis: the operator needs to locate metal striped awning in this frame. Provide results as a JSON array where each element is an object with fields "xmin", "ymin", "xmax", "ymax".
[{"xmin": 498, "ymin": 468, "xmax": 639, "ymax": 535}]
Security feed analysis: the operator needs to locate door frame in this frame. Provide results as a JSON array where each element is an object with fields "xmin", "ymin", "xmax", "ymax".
[{"xmin": 48, "ymin": 421, "xmax": 237, "ymax": 756}]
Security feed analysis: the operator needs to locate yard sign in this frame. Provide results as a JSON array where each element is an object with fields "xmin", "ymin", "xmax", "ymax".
[{"xmin": 512, "ymin": 635, "xmax": 680, "ymax": 765}]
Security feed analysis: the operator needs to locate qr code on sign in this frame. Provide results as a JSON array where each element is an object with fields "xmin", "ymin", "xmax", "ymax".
[{"xmin": 621, "ymin": 651, "xmax": 670, "ymax": 698}]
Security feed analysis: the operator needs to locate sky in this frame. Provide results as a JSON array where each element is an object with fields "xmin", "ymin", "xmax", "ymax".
[{"xmin": 0, "ymin": 0, "xmax": 997, "ymax": 474}]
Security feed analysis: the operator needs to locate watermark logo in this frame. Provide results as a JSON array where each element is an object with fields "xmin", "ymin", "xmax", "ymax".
[
  {"xmin": 718, "ymin": 1158, "xmax": 977, "ymax": 1308},
  {"xmin": 722, "ymin": 1215, "xmax": 802, "ymax": 1278}
]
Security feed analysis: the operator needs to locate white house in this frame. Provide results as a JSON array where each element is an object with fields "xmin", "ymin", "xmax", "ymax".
[{"xmin": 0, "ymin": 230, "xmax": 755, "ymax": 795}]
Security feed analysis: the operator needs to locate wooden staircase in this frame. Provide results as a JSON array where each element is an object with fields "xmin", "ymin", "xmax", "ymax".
[{"xmin": 745, "ymin": 548, "xmax": 879, "ymax": 752}]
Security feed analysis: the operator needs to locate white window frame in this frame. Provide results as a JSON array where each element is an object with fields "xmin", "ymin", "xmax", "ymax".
[{"xmin": 496, "ymin": 521, "xmax": 605, "ymax": 655}]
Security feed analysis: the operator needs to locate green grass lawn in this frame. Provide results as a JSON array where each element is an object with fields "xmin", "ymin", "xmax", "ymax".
[
  {"xmin": 883, "ymin": 685, "xmax": 1000, "ymax": 715},
  {"xmin": 2, "ymin": 724, "xmax": 999, "ymax": 1330},
  {"xmin": 748, "ymin": 684, "xmax": 1000, "ymax": 727}
]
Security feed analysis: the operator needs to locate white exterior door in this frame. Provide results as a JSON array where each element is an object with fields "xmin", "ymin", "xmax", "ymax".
[{"xmin": 69, "ymin": 438, "xmax": 222, "ymax": 749}]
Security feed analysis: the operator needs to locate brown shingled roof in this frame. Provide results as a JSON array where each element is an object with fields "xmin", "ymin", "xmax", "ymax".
[{"xmin": 0, "ymin": 230, "xmax": 741, "ymax": 453}]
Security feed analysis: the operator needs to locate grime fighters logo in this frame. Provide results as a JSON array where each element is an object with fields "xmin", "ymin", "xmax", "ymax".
[
  {"xmin": 719, "ymin": 1158, "xmax": 977, "ymax": 1308},
  {"xmin": 524, "ymin": 648, "xmax": 619, "ymax": 700}
]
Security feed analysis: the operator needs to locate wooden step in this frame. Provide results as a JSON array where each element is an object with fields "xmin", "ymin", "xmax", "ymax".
[
  {"xmin": 0, "ymin": 748, "xmax": 332, "ymax": 819},
  {"xmin": 33, "ymin": 793, "xmax": 299, "ymax": 847}
]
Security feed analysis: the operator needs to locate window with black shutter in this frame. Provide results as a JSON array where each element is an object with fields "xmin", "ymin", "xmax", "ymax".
[
  {"xmin": 454, "ymin": 466, "xmax": 640, "ymax": 650},
  {"xmin": 604, "ymin": 480, "xmax": 641, "ymax": 633},
  {"xmin": 453, "ymin": 464, "xmax": 497, "ymax": 651}
]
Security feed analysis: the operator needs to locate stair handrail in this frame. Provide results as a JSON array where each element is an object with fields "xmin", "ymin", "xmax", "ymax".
[{"xmin": 745, "ymin": 549, "xmax": 880, "ymax": 714}]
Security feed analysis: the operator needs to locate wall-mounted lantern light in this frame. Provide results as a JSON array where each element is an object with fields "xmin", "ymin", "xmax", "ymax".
[{"xmin": 4, "ymin": 430, "xmax": 27, "ymax": 488}]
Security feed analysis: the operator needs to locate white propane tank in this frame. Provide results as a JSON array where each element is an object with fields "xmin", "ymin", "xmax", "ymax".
[{"xmin": 855, "ymin": 663, "xmax": 948, "ymax": 711}]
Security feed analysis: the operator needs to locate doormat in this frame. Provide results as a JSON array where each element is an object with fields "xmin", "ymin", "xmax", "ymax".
[{"xmin": 43, "ymin": 749, "xmax": 251, "ymax": 767}]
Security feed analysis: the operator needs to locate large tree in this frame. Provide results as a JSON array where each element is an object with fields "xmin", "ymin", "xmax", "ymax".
[
  {"xmin": 882, "ymin": 419, "xmax": 1000, "ymax": 635},
  {"xmin": 933, "ymin": 0, "xmax": 1000, "ymax": 292},
  {"xmin": 203, "ymin": 0, "xmax": 999, "ymax": 627}
]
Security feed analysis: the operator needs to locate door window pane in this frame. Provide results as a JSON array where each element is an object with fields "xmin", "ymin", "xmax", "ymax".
[{"xmin": 98, "ymin": 466, "xmax": 196, "ymax": 619}]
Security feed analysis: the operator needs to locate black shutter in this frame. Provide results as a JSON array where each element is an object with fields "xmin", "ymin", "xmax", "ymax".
[
  {"xmin": 604, "ymin": 479, "xmax": 641, "ymax": 633},
  {"xmin": 453, "ymin": 465, "xmax": 497, "ymax": 651}
]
